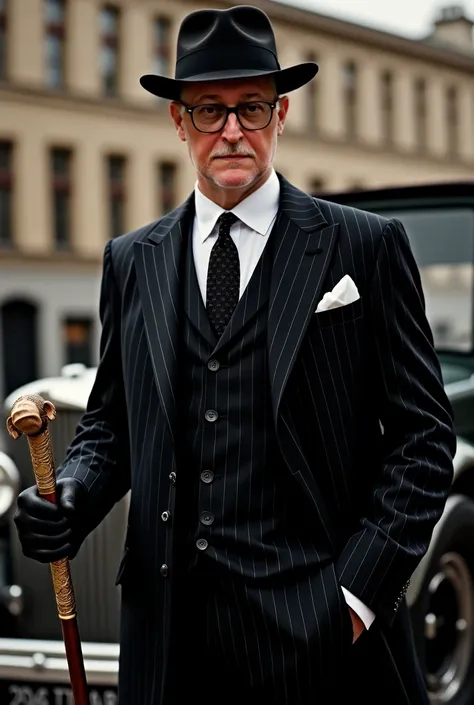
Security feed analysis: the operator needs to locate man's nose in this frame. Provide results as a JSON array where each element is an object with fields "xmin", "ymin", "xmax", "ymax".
[{"xmin": 221, "ymin": 112, "xmax": 244, "ymax": 142}]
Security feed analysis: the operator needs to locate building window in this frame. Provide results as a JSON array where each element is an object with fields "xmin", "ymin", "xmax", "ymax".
[
  {"xmin": 414, "ymin": 78, "xmax": 427, "ymax": 151},
  {"xmin": 381, "ymin": 71, "xmax": 394, "ymax": 144},
  {"xmin": 51, "ymin": 147, "xmax": 72, "ymax": 249},
  {"xmin": 1, "ymin": 300, "xmax": 38, "ymax": 397},
  {"xmin": 306, "ymin": 52, "xmax": 318, "ymax": 131},
  {"xmin": 45, "ymin": 0, "xmax": 66, "ymax": 88},
  {"xmin": 154, "ymin": 17, "xmax": 171, "ymax": 78},
  {"xmin": 342, "ymin": 61, "xmax": 358, "ymax": 138},
  {"xmin": 0, "ymin": 0, "xmax": 7, "ymax": 80},
  {"xmin": 446, "ymin": 86, "xmax": 459, "ymax": 157},
  {"xmin": 108, "ymin": 155, "xmax": 126, "ymax": 238},
  {"xmin": 310, "ymin": 178, "xmax": 324, "ymax": 194},
  {"xmin": 158, "ymin": 162, "xmax": 177, "ymax": 215},
  {"xmin": 100, "ymin": 5, "xmax": 120, "ymax": 96},
  {"xmin": 63, "ymin": 317, "xmax": 93, "ymax": 367},
  {"xmin": 0, "ymin": 141, "xmax": 13, "ymax": 246}
]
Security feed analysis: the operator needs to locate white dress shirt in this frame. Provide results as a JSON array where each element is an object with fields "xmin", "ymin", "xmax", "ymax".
[
  {"xmin": 193, "ymin": 169, "xmax": 280, "ymax": 304},
  {"xmin": 192, "ymin": 169, "xmax": 375, "ymax": 631}
]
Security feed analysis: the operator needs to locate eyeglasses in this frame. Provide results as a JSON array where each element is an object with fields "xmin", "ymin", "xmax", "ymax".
[{"xmin": 181, "ymin": 100, "xmax": 278, "ymax": 133}]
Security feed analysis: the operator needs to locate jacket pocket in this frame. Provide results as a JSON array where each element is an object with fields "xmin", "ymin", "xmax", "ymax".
[{"xmin": 314, "ymin": 297, "xmax": 363, "ymax": 329}]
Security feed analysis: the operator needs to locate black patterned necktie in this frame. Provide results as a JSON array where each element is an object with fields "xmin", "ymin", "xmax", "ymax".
[{"xmin": 206, "ymin": 211, "xmax": 240, "ymax": 337}]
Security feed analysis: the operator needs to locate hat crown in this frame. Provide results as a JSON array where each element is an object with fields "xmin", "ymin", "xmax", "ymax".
[
  {"xmin": 139, "ymin": 4, "xmax": 318, "ymax": 101},
  {"xmin": 176, "ymin": 6, "xmax": 278, "ymax": 67}
]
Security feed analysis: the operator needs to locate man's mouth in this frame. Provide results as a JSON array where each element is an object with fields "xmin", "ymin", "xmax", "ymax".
[{"xmin": 214, "ymin": 154, "xmax": 252, "ymax": 160}]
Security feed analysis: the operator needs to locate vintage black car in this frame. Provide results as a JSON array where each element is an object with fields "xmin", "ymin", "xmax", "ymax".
[{"xmin": 0, "ymin": 181, "xmax": 473, "ymax": 705}]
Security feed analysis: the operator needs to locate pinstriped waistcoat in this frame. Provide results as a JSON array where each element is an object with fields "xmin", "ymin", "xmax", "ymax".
[{"xmin": 176, "ymin": 222, "xmax": 331, "ymax": 580}]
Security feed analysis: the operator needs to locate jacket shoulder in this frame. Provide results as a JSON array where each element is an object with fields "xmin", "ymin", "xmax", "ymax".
[
  {"xmin": 314, "ymin": 197, "xmax": 390, "ymax": 237},
  {"xmin": 106, "ymin": 212, "xmax": 179, "ymax": 280},
  {"xmin": 111, "ymin": 217, "xmax": 162, "ymax": 250}
]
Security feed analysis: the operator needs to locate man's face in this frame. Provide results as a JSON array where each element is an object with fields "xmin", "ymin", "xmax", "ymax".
[{"xmin": 170, "ymin": 77, "xmax": 289, "ymax": 195}]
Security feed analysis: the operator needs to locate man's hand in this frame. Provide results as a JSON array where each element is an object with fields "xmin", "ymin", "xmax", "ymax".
[
  {"xmin": 13, "ymin": 477, "xmax": 87, "ymax": 563},
  {"xmin": 349, "ymin": 607, "xmax": 365, "ymax": 643}
]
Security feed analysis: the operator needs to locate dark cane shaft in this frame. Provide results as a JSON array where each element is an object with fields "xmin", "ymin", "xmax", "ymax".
[{"xmin": 7, "ymin": 394, "xmax": 89, "ymax": 705}]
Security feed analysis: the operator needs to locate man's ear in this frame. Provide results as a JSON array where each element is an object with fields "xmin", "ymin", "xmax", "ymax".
[
  {"xmin": 170, "ymin": 101, "xmax": 187, "ymax": 142},
  {"xmin": 276, "ymin": 95, "xmax": 289, "ymax": 136}
]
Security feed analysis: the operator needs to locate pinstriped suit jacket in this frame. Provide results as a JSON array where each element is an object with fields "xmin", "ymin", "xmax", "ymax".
[{"xmin": 57, "ymin": 174, "xmax": 455, "ymax": 703}]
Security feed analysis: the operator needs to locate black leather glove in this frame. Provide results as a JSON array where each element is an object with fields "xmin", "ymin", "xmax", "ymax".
[{"xmin": 13, "ymin": 477, "xmax": 88, "ymax": 563}]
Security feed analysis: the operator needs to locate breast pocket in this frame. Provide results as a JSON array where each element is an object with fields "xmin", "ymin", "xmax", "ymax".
[{"xmin": 313, "ymin": 297, "xmax": 363, "ymax": 329}]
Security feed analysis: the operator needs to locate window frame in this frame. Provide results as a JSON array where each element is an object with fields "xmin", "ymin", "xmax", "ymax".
[
  {"xmin": 0, "ymin": 0, "xmax": 8, "ymax": 80},
  {"xmin": 446, "ymin": 85, "xmax": 459, "ymax": 158},
  {"xmin": 107, "ymin": 154, "xmax": 127, "ymax": 238},
  {"xmin": 158, "ymin": 161, "xmax": 177, "ymax": 215},
  {"xmin": 380, "ymin": 70, "xmax": 394, "ymax": 145},
  {"xmin": 414, "ymin": 77, "xmax": 427, "ymax": 152},
  {"xmin": 342, "ymin": 61, "xmax": 358, "ymax": 139},
  {"xmin": 0, "ymin": 140, "xmax": 14, "ymax": 247},
  {"xmin": 44, "ymin": 0, "xmax": 67, "ymax": 89},
  {"xmin": 51, "ymin": 146, "xmax": 73, "ymax": 250},
  {"xmin": 100, "ymin": 4, "xmax": 120, "ymax": 97},
  {"xmin": 154, "ymin": 15, "xmax": 171, "ymax": 78}
]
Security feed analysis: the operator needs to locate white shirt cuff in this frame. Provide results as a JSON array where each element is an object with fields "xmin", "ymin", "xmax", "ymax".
[{"xmin": 341, "ymin": 586, "xmax": 376, "ymax": 629}]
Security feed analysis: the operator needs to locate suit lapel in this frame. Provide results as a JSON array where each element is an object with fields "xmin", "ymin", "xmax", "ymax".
[
  {"xmin": 133, "ymin": 194, "xmax": 194, "ymax": 445},
  {"xmin": 268, "ymin": 176, "xmax": 339, "ymax": 424}
]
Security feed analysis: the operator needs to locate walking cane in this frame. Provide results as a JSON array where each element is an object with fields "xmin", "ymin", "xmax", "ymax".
[{"xmin": 7, "ymin": 393, "xmax": 89, "ymax": 705}]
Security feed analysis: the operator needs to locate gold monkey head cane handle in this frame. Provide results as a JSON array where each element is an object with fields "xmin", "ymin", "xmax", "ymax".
[{"xmin": 7, "ymin": 394, "xmax": 89, "ymax": 705}]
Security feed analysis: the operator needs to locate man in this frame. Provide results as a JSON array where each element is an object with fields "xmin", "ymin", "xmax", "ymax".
[{"xmin": 13, "ymin": 6, "xmax": 455, "ymax": 705}]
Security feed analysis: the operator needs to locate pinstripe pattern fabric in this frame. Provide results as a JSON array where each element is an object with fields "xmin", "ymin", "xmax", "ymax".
[
  {"xmin": 56, "ymin": 174, "xmax": 455, "ymax": 705},
  {"xmin": 174, "ymin": 222, "xmax": 352, "ymax": 702}
]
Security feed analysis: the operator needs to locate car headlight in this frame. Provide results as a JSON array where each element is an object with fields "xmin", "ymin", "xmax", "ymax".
[{"xmin": 0, "ymin": 451, "xmax": 20, "ymax": 519}]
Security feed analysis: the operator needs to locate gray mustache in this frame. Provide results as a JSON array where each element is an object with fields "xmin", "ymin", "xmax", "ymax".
[{"xmin": 211, "ymin": 148, "xmax": 255, "ymax": 158}]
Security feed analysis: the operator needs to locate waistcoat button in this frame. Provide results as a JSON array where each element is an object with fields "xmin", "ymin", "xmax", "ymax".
[
  {"xmin": 161, "ymin": 511, "xmax": 171, "ymax": 522},
  {"xmin": 196, "ymin": 538, "xmax": 208, "ymax": 551},
  {"xmin": 168, "ymin": 471, "xmax": 176, "ymax": 485},
  {"xmin": 205, "ymin": 409, "xmax": 218, "ymax": 422},
  {"xmin": 160, "ymin": 564, "xmax": 169, "ymax": 577},
  {"xmin": 201, "ymin": 470, "xmax": 214, "ymax": 484},
  {"xmin": 208, "ymin": 359, "xmax": 220, "ymax": 372},
  {"xmin": 200, "ymin": 511, "xmax": 215, "ymax": 526}
]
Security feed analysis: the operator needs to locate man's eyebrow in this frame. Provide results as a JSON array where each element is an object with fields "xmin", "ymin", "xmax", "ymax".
[{"xmin": 191, "ymin": 94, "xmax": 221, "ymax": 102}]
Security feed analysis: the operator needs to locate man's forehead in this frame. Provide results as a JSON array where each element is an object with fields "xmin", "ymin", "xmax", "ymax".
[{"xmin": 182, "ymin": 77, "xmax": 275, "ymax": 103}]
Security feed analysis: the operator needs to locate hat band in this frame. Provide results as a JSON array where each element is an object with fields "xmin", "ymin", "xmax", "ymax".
[{"xmin": 175, "ymin": 45, "xmax": 280, "ymax": 81}]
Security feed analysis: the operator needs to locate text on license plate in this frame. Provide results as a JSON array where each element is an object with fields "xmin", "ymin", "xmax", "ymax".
[{"xmin": 7, "ymin": 684, "xmax": 117, "ymax": 705}]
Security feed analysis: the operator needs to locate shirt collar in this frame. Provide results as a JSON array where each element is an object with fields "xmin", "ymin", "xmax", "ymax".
[{"xmin": 194, "ymin": 169, "xmax": 280, "ymax": 244}]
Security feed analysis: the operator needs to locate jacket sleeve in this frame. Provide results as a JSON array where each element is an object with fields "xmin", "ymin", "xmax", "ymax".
[
  {"xmin": 57, "ymin": 239, "xmax": 131, "ymax": 517},
  {"xmin": 335, "ymin": 218, "xmax": 456, "ymax": 625}
]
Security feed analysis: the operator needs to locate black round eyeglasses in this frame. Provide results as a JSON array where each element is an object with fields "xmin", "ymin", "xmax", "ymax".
[{"xmin": 181, "ymin": 100, "xmax": 278, "ymax": 133}]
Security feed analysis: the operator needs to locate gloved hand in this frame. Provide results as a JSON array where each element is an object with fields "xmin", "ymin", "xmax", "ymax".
[{"xmin": 13, "ymin": 477, "xmax": 88, "ymax": 563}]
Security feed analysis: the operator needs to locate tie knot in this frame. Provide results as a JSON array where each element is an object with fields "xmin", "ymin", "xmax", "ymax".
[{"xmin": 218, "ymin": 211, "xmax": 238, "ymax": 231}]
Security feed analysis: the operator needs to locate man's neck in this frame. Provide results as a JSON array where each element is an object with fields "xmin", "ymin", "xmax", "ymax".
[{"xmin": 197, "ymin": 169, "xmax": 273, "ymax": 210}]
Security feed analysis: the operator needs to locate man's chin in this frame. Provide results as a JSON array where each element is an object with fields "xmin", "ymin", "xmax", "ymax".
[{"xmin": 211, "ymin": 166, "xmax": 257, "ymax": 189}]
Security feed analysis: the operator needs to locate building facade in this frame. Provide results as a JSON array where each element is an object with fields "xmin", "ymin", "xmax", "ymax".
[{"xmin": 0, "ymin": 0, "xmax": 474, "ymax": 402}]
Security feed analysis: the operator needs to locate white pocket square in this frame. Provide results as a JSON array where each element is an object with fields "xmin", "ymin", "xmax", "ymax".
[{"xmin": 315, "ymin": 275, "xmax": 360, "ymax": 313}]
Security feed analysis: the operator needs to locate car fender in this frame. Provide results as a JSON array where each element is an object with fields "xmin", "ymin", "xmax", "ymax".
[{"xmin": 406, "ymin": 436, "xmax": 474, "ymax": 607}]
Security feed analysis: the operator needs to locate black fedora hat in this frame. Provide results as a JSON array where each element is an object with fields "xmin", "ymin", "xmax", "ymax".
[{"xmin": 140, "ymin": 5, "xmax": 318, "ymax": 101}]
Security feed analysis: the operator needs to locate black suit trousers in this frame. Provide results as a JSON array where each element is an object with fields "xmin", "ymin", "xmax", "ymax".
[{"xmin": 165, "ymin": 564, "xmax": 237, "ymax": 705}]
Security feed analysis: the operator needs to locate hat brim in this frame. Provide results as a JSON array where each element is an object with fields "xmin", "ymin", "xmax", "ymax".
[{"xmin": 139, "ymin": 62, "xmax": 318, "ymax": 101}]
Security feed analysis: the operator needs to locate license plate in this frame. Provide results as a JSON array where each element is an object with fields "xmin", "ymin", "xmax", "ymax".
[{"xmin": 0, "ymin": 681, "xmax": 118, "ymax": 705}]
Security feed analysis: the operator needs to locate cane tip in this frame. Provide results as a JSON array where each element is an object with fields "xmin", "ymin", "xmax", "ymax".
[{"xmin": 8, "ymin": 395, "xmax": 56, "ymax": 437}]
